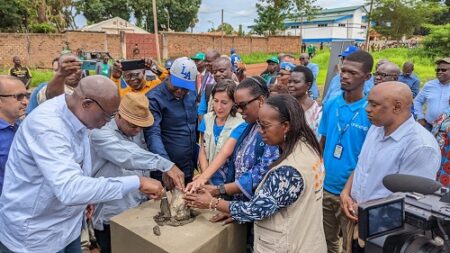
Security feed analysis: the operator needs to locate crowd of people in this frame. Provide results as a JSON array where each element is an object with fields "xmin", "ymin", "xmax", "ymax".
[{"xmin": 0, "ymin": 44, "xmax": 449, "ymax": 253}]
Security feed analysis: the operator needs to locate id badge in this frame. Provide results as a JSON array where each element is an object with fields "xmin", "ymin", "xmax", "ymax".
[{"xmin": 333, "ymin": 144, "xmax": 343, "ymax": 159}]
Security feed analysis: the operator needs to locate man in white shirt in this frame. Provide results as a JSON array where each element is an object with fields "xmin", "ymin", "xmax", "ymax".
[
  {"xmin": 340, "ymin": 81, "xmax": 440, "ymax": 252},
  {"xmin": 90, "ymin": 92, "xmax": 184, "ymax": 253},
  {"xmin": 0, "ymin": 76, "xmax": 174, "ymax": 253}
]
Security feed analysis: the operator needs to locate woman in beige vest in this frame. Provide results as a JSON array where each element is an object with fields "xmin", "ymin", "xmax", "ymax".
[
  {"xmin": 187, "ymin": 79, "xmax": 247, "ymax": 190},
  {"xmin": 186, "ymin": 94, "xmax": 327, "ymax": 253}
]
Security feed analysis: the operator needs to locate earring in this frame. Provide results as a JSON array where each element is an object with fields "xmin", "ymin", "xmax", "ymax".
[{"xmin": 284, "ymin": 134, "xmax": 287, "ymax": 142}]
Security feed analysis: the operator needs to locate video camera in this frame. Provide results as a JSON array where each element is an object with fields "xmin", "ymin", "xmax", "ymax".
[{"xmin": 358, "ymin": 174, "xmax": 450, "ymax": 253}]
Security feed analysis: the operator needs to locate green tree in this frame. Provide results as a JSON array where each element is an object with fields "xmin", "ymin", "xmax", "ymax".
[
  {"xmin": 0, "ymin": 0, "xmax": 77, "ymax": 33},
  {"xmin": 0, "ymin": 0, "xmax": 29, "ymax": 32},
  {"xmin": 371, "ymin": 0, "xmax": 445, "ymax": 40},
  {"xmin": 289, "ymin": 0, "xmax": 321, "ymax": 21},
  {"xmin": 131, "ymin": 0, "xmax": 201, "ymax": 32},
  {"xmin": 252, "ymin": 0, "xmax": 292, "ymax": 35},
  {"xmin": 76, "ymin": 0, "xmax": 131, "ymax": 24},
  {"xmin": 238, "ymin": 24, "xmax": 245, "ymax": 36},
  {"xmin": 423, "ymin": 24, "xmax": 450, "ymax": 57},
  {"xmin": 210, "ymin": 23, "xmax": 234, "ymax": 35}
]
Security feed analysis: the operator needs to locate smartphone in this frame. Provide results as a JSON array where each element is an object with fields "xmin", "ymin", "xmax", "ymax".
[
  {"xmin": 81, "ymin": 60, "xmax": 97, "ymax": 71},
  {"xmin": 121, "ymin": 60, "xmax": 145, "ymax": 71}
]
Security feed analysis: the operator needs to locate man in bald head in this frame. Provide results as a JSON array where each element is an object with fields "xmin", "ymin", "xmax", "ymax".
[
  {"xmin": 340, "ymin": 81, "xmax": 440, "ymax": 251},
  {"xmin": 373, "ymin": 61, "xmax": 400, "ymax": 85},
  {"xmin": 0, "ymin": 75, "xmax": 165, "ymax": 253}
]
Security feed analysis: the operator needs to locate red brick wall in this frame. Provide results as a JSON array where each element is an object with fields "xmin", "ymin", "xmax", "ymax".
[
  {"xmin": 0, "ymin": 32, "xmax": 121, "ymax": 69},
  {"xmin": 162, "ymin": 32, "xmax": 301, "ymax": 58},
  {"xmin": 0, "ymin": 31, "xmax": 301, "ymax": 69},
  {"xmin": 125, "ymin": 33, "xmax": 161, "ymax": 59}
]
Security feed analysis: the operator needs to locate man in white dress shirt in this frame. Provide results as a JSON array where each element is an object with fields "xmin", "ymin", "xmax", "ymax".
[
  {"xmin": 340, "ymin": 81, "xmax": 440, "ymax": 252},
  {"xmin": 0, "ymin": 76, "xmax": 175, "ymax": 253}
]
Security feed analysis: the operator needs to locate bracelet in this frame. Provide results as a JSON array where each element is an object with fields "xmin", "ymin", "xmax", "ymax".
[
  {"xmin": 209, "ymin": 198, "xmax": 217, "ymax": 211},
  {"xmin": 213, "ymin": 198, "xmax": 221, "ymax": 211}
]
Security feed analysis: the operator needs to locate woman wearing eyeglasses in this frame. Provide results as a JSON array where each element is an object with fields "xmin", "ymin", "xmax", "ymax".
[
  {"xmin": 186, "ymin": 79, "xmax": 247, "ymax": 191},
  {"xmin": 187, "ymin": 76, "xmax": 279, "ymax": 210},
  {"xmin": 185, "ymin": 94, "xmax": 326, "ymax": 253},
  {"xmin": 287, "ymin": 65, "xmax": 322, "ymax": 139}
]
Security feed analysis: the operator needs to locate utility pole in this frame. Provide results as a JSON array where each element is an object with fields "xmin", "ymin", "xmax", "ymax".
[
  {"xmin": 152, "ymin": 0, "xmax": 161, "ymax": 63},
  {"xmin": 365, "ymin": 0, "xmax": 374, "ymax": 51},
  {"xmin": 221, "ymin": 9, "xmax": 224, "ymax": 54}
]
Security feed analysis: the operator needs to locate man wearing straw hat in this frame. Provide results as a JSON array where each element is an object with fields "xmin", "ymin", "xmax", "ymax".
[{"xmin": 89, "ymin": 92, "xmax": 184, "ymax": 253}]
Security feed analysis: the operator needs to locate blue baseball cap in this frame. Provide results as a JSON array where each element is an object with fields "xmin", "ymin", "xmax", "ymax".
[
  {"xmin": 279, "ymin": 62, "xmax": 296, "ymax": 72},
  {"xmin": 169, "ymin": 57, "xmax": 198, "ymax": 91},
  {"xmin": 339, "ymin": 45, "xmax": 359, "ymax": 57}
]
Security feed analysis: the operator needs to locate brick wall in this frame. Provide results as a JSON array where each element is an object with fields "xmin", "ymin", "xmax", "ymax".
[
  {"xmin": 0, "ymin": 31, "xmax": 301, "ymax": 69},
  {"xmin": 0, "ymin": 32, "xmax": 121, "ymax": 69},
  {"xmin": 162, "ymin": 32, "xmax": 301, "ymax": 59},
  {"xmin": 125, "ymin": 33, "xmax": 161, "ymax": 59}
]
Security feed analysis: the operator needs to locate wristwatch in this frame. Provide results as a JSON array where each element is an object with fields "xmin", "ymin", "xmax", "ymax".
[{"xmin": 219, "ymin": 184, "xmax": 226, "ymax": 195}]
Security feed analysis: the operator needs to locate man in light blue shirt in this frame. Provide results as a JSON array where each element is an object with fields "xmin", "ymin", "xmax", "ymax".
[
  {"xmin": 319, "ymin": 50, "xmax": 373, "ymax": 253},
  {"xmin": 0, "ymin": 76, "xmax": 168, "ymax": 253},
  {"xmin": 340, "ymin": 82, "xmax": 440, "ymax": 239},
  {"xmin": 398, "ymin": 62, "xmax": 420, "ymax": 98},
  {"xmin": 414, "ymin": 58, "xmax": 450, "ymax": 130},
  {"xmin": 300, "ymin": 53, "xmax": 319, "ymax": 100},
  {"xmin": 90, "ymin": 92, "xmax": 183, "ymax": 253},
  {"xmin": 322, "ymin": 74, "xmax": 374, "ymax": 105},
  {"xmin": 322, "ymin": 46, "xmax": 374, "ymax": 104}
]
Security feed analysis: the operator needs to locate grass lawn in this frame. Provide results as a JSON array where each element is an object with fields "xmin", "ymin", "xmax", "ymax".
[{"xmin": 242, "ymin": 48, "xmax": 437, "ymax": 87}]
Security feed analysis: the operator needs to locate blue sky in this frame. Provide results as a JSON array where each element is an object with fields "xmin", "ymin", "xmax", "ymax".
[{"xmin": 75, "ymin": 0, "xmax": 365, "ymax": 32}]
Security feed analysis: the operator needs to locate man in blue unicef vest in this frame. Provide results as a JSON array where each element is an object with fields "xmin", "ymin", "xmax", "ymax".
[{"xmin": 144, "ymin": 57, "xmax": 198, "ymax": 185}]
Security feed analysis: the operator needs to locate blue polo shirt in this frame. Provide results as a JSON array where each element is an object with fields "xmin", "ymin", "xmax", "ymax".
[
  {"xmin": 0, "ymin": 119, "xmax": 19, "ymax": 195},
  {"xmin": 318, "ymin": 94, "xmax": 371, "ymax": 195}
]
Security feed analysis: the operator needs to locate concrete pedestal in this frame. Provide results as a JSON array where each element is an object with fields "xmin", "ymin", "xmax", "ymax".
[{"xmin": 110, "ymin": 200, "xmax": 247, "ymax": 253}]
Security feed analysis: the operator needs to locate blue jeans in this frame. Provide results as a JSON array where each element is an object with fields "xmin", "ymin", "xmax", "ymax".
[{"xmin": 0, "ymin": 236, "xmax": 81, "ymax": 253}]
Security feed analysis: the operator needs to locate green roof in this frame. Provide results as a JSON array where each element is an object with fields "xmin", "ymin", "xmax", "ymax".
[{"xmin": 320, "ymin": 5, "xmax": 366, "ymax": 14}]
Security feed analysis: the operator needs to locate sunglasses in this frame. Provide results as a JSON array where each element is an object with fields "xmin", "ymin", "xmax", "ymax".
[
  {"xmin": 373, "ymin": 72, "xmax": 397, "ymax": 78},
  {"xmin": 86, "ymin": 97, "xmax": 117, "ymax": 121},
  {"xmin": 256, "ymin": 120, "xmax": 284, "ymax": 131},
  {"xmin": 236, "ymin": 96, "xmax": 260, "ymax": 111},
  {"xmin": 436, "ymin": 68, "xmax": 448, "ymax": 73},
  {"xmin": 0, "ymin": 92, "xmax": 29, "ymax": 101},
  {"xmin": 123, "ymin": 71, "xmax": 143, "ymax": 80}
]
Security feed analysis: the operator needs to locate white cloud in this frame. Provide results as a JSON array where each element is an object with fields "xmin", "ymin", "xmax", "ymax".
[{"xmin": 232, "ymin": 10, "xmax": 253, "ymax": 17}]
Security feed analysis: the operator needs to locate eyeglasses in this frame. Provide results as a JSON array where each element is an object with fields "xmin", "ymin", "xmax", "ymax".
[
  {"xmin": 0, "ymin": 93, "xmax": 29, "ymax": 101},
  {"xmin": 256, "ymin": 120, "xmax": 283, "ymax": 131},
  {"xmin": 123, "ymin": 71, "xmax": 142, "ymax": 80},
  {"xmin": 436, "ymin": 68, "xmax": 449, "ymax": 73},
  {"xmin": 86, "ymin": 97, "xmax": 117, "ymax": 121},
  {"xmin": 236, "ymin": 96, "xmax": 260, "ymax": 111},
  {"xmin": 373, "ymin": 72, "xmax": 397, "ymax": 78}
]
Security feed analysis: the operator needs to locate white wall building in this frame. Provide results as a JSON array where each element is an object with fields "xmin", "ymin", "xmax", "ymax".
[
  {"xmin": 283, "ymin": 5, "xmax": 368, "ymax": 43},
  {"xmin": 80, "ymin": 17, "xmax": 149, "ymax": 34}
]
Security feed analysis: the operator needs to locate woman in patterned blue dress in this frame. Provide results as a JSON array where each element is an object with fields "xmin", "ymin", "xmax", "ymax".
[
  {"xmin": 186, "ymin": 95, "xmax": 326, "ymax": 252},
  {"xmin": 187, "ymin": 76, "xmax": 279, "ymax": 203}
]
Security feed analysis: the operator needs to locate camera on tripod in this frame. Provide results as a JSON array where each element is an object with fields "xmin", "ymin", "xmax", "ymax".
[{"xmin": 357, "ymin": 174, "xmax": 450, "ymax": 253}]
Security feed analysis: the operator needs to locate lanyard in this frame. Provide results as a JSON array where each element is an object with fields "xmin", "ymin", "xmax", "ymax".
[{"xmin": 336, "ymin": 101, "xmax": 367, "ymax": 141}]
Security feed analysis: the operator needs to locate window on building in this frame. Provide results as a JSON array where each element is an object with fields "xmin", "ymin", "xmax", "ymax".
[
  {"xmin": 318, "ymin": 24, "xmax": 328, "ymax": 27},
  {"xmin": 290, "ymin": 25, "xmax": 299, "ymax": 29},
  {"xmin": 361, "ymin": 25, "xmax": 367, "ymax": 29},
  {"xmin": 338, "ymin": 24, "xmax": 346, "ymax": 27}
]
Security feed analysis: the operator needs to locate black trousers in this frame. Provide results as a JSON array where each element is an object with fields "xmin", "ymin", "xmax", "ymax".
[{"xmin": 94, "ymin": 225, "xmax": 111, "ymax": 253}]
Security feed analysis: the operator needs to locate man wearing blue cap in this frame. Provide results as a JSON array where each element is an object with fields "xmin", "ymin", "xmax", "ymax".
[
  {"xmin": 144, "ymin": 57, "xmax": 198, "ymax": 184},
  {"xmin": 322, "ymin": 46, "xmax": 375, "ymax": 104},
  {"xmin": 230, "ymin": 48, "xmax": 241, "ymax": 73}
]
